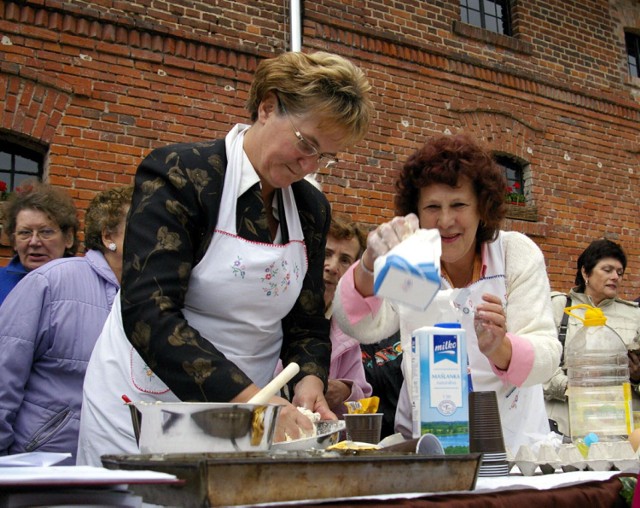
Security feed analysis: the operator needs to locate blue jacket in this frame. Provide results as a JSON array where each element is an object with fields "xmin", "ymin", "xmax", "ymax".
[
  {"xmin": 0, "ymin": 255, "xmax": 27, "ymax": 306},
  {"xmin": 0, "ymin": 250, "xmax": 119, "ymax": 463}
]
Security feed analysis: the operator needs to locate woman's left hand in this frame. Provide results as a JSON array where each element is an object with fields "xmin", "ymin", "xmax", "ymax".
[
  {"xmin": 474, "ymin": 292, "xmax": 512, "ymax": 370},
  {"xmin": 292, "ymin": 375, "xmax": 337, "ymax": 421}
]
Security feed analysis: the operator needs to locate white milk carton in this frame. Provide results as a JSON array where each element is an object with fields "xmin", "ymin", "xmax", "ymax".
[
  {"xmin": 411, "ymin": 323, "xmax": 469, "ymax": 454},
  {"xmin": 373, "ymin": 229, "xmax": 441, "ymax": 311}
]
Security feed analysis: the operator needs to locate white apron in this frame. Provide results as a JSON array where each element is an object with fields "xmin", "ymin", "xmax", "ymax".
[
  {"xmin": 77, "ymin": 125, "xmax": 308, "ymax": 465},
  {"xmin": 394, "ymin": 236, "xmax": 549, "ymax": 453}
]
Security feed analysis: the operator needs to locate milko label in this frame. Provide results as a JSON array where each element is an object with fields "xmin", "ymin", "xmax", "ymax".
[
  {"xmin": 411, "ymin": 325, "xmax": 469, "ymax": 454},
  {"xmin": 430, "ymin": 333, "xmax": 462, "ymax": 413}
]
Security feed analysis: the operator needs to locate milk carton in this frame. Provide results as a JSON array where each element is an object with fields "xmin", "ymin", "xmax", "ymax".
[
  {"xmin": 411, "ymin": 323, "xmax": 469, "ymax": 454},
  {"xmin": 373, "ymin": 229, "xmax": 441, "ymax": 311}
]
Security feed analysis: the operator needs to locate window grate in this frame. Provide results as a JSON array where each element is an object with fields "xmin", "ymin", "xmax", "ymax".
[{"xmin": 460, "ymin": 0, "xmax": 512, "ymax": 36}]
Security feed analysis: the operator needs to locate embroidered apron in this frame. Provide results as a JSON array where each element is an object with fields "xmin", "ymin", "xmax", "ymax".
[
  {"xmin": 77, "ymin": 125, "xmax": 308, "ymax": 465},
  {"xmin": 394, "ymin": 235, "xmax": 549, "ymax": 453}
]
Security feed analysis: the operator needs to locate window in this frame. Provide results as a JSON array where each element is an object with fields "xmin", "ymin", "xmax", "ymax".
[
  {"xmin": 495, "ymin": 154, "xmax": 524, "ymax": 204},
  {"xmin": 460, "ymin": 0, "xmax": 512, "ymax": 36},
  {"xmin": 626, "ymin": 31, "xmax": 640, "ymax": 79},
  {"xmin": 0, "ymin": 142, "xmax": 44, "ymax": 191}
]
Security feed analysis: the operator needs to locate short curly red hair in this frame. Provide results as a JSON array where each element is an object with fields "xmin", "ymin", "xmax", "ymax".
[{"xmin": 395, "ymin": 133, "xmax": 507, "ymax": 246}]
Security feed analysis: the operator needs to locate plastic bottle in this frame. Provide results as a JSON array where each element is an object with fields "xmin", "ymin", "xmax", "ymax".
[{"xmin": 564, "ymin": 304, "xmax": 632, "ymax": 443}]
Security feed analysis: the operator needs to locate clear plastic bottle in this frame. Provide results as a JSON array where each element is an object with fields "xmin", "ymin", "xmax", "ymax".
[{"xmin": 565, "ymin": 304, "xmax": 633, "ymax": 443}]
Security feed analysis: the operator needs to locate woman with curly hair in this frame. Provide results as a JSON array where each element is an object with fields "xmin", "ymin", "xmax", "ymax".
[
  {"xmin": 333, "ymin": 133, "xmax": 561, "ymax": 452},
  {"xmin": 0, "ymin": 180, "xmax": 79, "ymax": 305}
]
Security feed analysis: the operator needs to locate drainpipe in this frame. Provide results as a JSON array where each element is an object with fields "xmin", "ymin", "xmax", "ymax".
[{"xmin": 290, "ymin": 0, "xmax": 301, "ymax": 52}]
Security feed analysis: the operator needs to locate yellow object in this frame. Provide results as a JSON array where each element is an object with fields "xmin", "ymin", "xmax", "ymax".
[
  {"xmin": 327, "ymin": 440, "xmax": 381, "ymax": 451},
  {"xmin": 575, "ymin": 439, "xmax": 589, "ymax": 458},
  {"xmin": 344, "ymin": 396, "xmax": 380, "ymax": 414},
  {"xmin": 564, "ymin": 304, "xmax": 607, "ymax": 326}
]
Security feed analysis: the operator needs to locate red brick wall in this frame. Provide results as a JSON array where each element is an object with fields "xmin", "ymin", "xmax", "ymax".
[{"xmin": 1, "ymin": 0, "xmax": 639, "ymax": 298}]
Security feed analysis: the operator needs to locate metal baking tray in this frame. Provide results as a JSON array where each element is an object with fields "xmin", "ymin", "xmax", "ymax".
[{"xmin": 102, "ymin": 450, "xmax": 481, "ymax": 507}]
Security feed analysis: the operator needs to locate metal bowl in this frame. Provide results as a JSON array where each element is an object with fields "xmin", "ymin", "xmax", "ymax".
[
  {"xmin": 271, "ymin": 420, "xmax": 346, "ymax": 451},
  {"xmin": 129, "ymin": 401, "xmax": 281, "ymax": 454}
]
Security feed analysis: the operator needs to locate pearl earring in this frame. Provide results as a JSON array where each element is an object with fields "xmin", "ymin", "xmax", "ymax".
[{"xmin": 108, "ymin": 243, "xmax": 117, "ymax": 252}]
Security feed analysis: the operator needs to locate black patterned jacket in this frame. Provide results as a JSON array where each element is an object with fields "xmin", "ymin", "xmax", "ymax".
[{"xmin": 120, "ymin": 138, "xmax": 331, "ymax": 402}]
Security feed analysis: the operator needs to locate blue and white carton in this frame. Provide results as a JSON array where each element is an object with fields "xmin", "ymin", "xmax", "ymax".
[
  {"xmin": 411, "ymin": 323, "xmax": 469, "ymax": 454},
  {"xmin": 373, "ymin": 229, "xmax": 441, "ymax": 311}
]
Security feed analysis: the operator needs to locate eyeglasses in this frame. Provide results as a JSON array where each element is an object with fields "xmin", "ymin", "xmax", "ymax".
[
  {"xmin": 280, "ymin": 102, "xmax": 338, "ymax": 169},
  {"xmin": 14, "ymin": 228, "xmax": 60, "ymax": 242}
]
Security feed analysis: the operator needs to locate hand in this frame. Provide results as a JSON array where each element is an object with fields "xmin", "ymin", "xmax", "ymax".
[
  {"xmin": 232, "ymin": 380, "xmax": 331, "ymax": 443},
  {"xmin": 324, "ymin": 379, "xmax": 351, "ymax": 411},
  {"xmin": 474, "ymin": 292, "xmax": 512, "ymax": 370},
  {"xmin": 360, "ymin": 213, "xmax": 419, "ymax": 275},
  {"xmin": 270, "ymin": 395, "xmax": 317, "ymax": 443},
  {"xmin": 291, "ymin": 375, "xmax": 337, "ymax": 421},
  {"xmin": 629, "ymin": 349, "xmax": 640, "ymax": 383}
]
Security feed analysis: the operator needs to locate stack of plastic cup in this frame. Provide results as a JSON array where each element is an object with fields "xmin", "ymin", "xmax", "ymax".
[{"xmin": 469, "ymin": 391, "xmax": 509, "ymax": 476}]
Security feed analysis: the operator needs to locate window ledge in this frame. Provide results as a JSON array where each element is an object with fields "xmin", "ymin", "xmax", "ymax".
[
  {"xmin": 505, "ymin": 203, "xmax": 538, "ymax": 222},
  {"xmin": 453, "ymin": 21, "xmax": 533, "ymax": 55}
]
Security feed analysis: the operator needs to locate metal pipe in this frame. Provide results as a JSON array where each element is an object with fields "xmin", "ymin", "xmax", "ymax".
[{"xmin": 290, "ymin": 0, "xmax": 301, "ymax": 52}]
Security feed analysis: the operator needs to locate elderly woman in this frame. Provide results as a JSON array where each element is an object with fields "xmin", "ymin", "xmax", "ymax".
[
  {"xmin": 77, "ymin": 51, "xmax": 374, "ymax": 465},
  {"xmin": 0, "ymin": 186, "xmax": 132, "ymax": 463},
  {"xmin": 0, "ymin": 180, "xmax": 78, "ymax": 305},
  {"xmin": 545, "ymin": 238, "xmax": 640, "ymax": 436},
  {"xmin": 333, "ymin": 133, "xmax": 561, "ymax": 452}
]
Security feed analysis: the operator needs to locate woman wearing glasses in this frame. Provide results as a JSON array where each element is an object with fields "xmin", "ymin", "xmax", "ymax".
[
  {"xmin": 0, "ymin": 180, "xmax": 78, "ymax": 305},
  {"xmin": 77, "ymin": 51, "xmax": 374, "ymax": 465}
]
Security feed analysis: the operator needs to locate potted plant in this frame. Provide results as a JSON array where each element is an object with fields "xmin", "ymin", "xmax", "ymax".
[{"xmin": 505, "ymin": 182, "xmax": 525, "ymax": 206}]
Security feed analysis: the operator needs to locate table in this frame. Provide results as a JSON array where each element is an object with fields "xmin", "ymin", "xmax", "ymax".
[{"xmin": 306, "ymin": 472, "xmax": 630, "ymax": 507}]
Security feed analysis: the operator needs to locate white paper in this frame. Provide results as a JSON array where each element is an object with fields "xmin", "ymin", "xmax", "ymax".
[
  {"xmin": 0, "ymin": 465, "xmax": 179, "ymax": 486},
  {"xmin": 0, "ymin": 452, "xmax": 71, "ymax": 467}
]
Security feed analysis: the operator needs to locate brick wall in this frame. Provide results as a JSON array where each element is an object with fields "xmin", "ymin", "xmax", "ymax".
[{"xmin": 1, "ymin": 0, "xmax": 639, "ymax": 298}]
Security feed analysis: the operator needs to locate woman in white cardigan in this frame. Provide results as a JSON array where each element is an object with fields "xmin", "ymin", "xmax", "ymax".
[{"xmin": 332, "ymin": 134, "xmax": 561, "ymax": 453}]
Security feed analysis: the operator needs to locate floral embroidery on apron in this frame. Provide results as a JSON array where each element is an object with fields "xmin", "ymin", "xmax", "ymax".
[
  {"xmin": 261, "ymin": 259, "xmax": 300, "ymax": 296},
  {"xmin": 130, "ymin": 347, "xmax": 170, "ymax": 395},
  {"xmin": 232, "ymin": 256, "xmax": 246, "ymax": 279}
]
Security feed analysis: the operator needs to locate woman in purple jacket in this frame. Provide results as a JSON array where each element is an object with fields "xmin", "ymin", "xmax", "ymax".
[{"xmin": 0, "ymin": 185, "xmax": 132, "ymax": 464}]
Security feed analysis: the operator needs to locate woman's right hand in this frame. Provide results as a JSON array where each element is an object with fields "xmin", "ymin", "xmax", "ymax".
[
  {"xmin": 355, "ymin": 213, "xmax": 419, "ymax": 294},
  {"xmin": 231, "ymin": 384, "xmax": 315, "ymax": 442},
  {"xmin": 270, "ymin": 395, "xmax": 316, "ymax": 443}
]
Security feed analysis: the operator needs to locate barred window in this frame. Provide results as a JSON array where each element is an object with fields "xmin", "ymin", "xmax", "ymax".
[{"xmin": 460, "ymin": 0, "xmax": 512, "ymax": 36}]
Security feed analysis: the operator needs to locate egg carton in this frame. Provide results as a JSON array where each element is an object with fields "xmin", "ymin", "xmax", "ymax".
[{"xmin": 508, "ymin": 441, "xmax": 640, "ymax": 476}]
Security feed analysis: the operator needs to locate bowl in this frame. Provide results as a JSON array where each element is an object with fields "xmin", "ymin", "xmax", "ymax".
[
  {"xmin": 271, "ymin": 420, "xmax": 345, "ymax": 451},
  {"xmin": 129, "ymin": 401, "xmax": 281, "ymax": 454}
]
